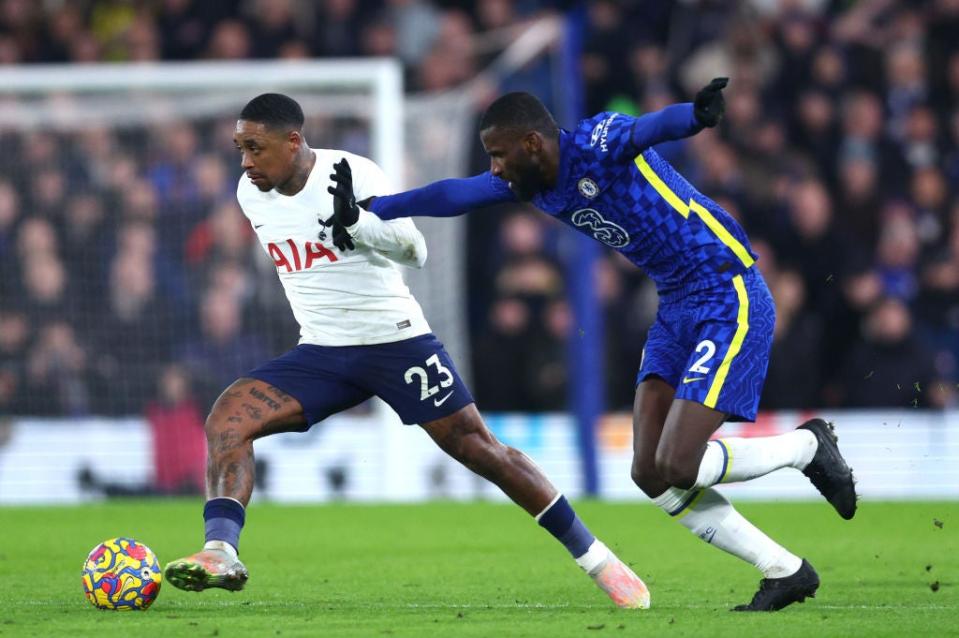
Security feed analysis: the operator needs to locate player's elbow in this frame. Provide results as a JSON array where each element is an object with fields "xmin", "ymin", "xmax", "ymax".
[{"xmin": 407, "ymin": 235, "xmax": 428, "ymax": 268}]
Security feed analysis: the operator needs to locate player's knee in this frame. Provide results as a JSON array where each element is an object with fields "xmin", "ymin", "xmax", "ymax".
[
  {"xmin": 630, "ymin": 461, "xmax": 668, "ymax": 498},
  {"xmin": 203, "ymin": 411, "xmax": 232, "ymax": 444},
  {"xmin": 204, "ymin": 403, "xmax": 255, "ymax": 443},
  {"xmin": 654, "ymin": 449, "xmax": 697, "ymax": 490}
]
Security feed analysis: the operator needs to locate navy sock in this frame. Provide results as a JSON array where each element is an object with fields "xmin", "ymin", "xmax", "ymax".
[
  {"xmin": 536, "ymin": 495, "xmax": 595, "ymax": 558},
  {"xmin": 204, "ymin": 497, "xmax": 245, "ymax": 553}
]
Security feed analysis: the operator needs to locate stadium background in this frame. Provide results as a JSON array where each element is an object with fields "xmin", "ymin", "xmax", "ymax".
[{"xmin": 0, "ymin": 0, "xmax": 957, "ymax": 502}]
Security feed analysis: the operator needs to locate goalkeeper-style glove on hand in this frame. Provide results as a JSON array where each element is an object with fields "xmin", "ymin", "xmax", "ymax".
[
  {"xmin": 327, "ymin": 158, "xmax": 359, "ymax": 251},
  {"xmin": 693, "ymin": 77, "xmax": 728, "ymax": 128}
]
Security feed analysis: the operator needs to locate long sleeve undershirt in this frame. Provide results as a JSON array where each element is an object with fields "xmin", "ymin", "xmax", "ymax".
[{"xmin": 345, "ymin": 209, "xmax": 427, "ymax": 268}]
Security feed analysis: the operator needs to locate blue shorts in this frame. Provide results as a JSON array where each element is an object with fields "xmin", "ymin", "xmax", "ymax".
[
  {"xmin": 637, "ymin": 268, "xmax": 775, "ymax": 422},
  {"xmin": 247, "ymin": 334, "xmax": 474, "ymax": 427}
]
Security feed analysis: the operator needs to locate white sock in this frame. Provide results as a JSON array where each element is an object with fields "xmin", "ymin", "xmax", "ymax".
[
  {"xmin": 693, "ymin": 431, "xmax": 817, "ymax": 489},
  {"xmin": 204, "ymin": 540, "xmax": 238, "ymax": 559},
  {"xmin": 574, "ymin": 539, "xmax": 610, "ymax": 575},
  {"xmin": 653, "ymin": 486, "xmax": 801, "ymax": 579}
]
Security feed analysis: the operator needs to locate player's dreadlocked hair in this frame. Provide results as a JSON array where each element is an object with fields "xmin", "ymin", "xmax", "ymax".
[
  {"xmin": 479, "ymin": 92, "xmax": 559, "ymax": 137},
  {"xmin": 240, "ymin": 93, "xmax": 305, "ymax": 131}
]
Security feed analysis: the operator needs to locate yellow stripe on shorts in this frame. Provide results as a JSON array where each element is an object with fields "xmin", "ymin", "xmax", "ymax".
[
  {"xmin": 634, "ymin": 155, "xmax": 754, "ymax": 268},
  {"xmin": 704, "ymin": 275, "xmax": 749, "ymax": 409}
]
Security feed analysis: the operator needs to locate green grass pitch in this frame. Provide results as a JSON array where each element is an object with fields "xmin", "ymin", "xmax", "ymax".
[{"xmin": 0, "ymin": 500, "xmax": 955, "ymax": 637}]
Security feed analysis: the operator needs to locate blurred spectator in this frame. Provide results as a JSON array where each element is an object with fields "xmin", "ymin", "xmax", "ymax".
[
  {"xmin": 917, "ymin": 208, "xmax": 959, "ymax": 369},
  {"xmin": 761, "ymin": 270, "xmax": 822, "ymax": 409},
  {"xmin": 145, "ymin": 364, "xmax": 206, "ymax": 494},
  {"xmin": 525, "ymin": 298, "xmax": 571, "ymax": 410},
  {"xmin": 156, "ymin": 0, "xmax": 210, "ymax": 60},
  {"xmin": 0, "ymin": 310, "xmax": 29, "ymax": 415},
  {"xmin": 360, "ymin": 15, "xmax": 396, "ymax": 58},
  {"xmin": 874, "ymin": 206, "xmax": 920, "ymax": 302},
  {"xmin": 910, "ymin": 166, "xmax": 950, "ymax": 247},
  {"xmin": 183, "ymin": 200, "xmax": 254, "ymax": 290},
  {"xmin": 839, "ymin": 298, "xmax": 949, "ymax": 409},
  {"xmin": 90, "ymin": 241, "xmax": 171, "ymax": 415},
  {"xmin": 582, "ymin": 1, "xmax": 632, "ymax": 114},
  {"xmin": 20, "ymin": 250, "xmax": 72, "ymax": 325},
  {"xmin": 0, "ymin": 179, "xmax": 20, "ymax": 295},
  {"xmin": 472, "ymin": 296, "xmax": 531, "ymax": 410},
  {"xmin": 178, "ymin": 287, "xmax": 271, "ymax": 406},
  {"xmin": 388, "ymin": 0, "xmax": 440, "ymax": 67},
  {"xmin": 316, "ymin": 0, "xmax": 361, "ymax": 57},
  {"xmin": 835, "ymin": 149, "xmax": 880, "ymax": 248},
  {"xmin": 25, "ymin": 321, "xmax": 94, "ymax": 416},
  {"xmin": 775, "ymin": 178, "xmax": 850, "ymax": 310},
  {"xmin": 245, "ymin": 0, "xmax": 303, "ymax": 59},
  {"xmin": 838, "ymin": 91, "xmax": 907, "ymax": 193},
  {"xmin": 205, "ymin": 18, "xmax": 250, "ymax": 59}
]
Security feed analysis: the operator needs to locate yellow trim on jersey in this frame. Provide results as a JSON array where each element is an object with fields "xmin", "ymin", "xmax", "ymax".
[
  {"xmin": 633, "ymin": 155, "xmax": 754, "ymax": 268},
  {"xmin": 688, "ymin": 200, "xmax": 755, "ymax": 268},
  {"xmin": 704, "ymin": 275, "xmax": 749, "ymax": 409},
  {"xmin": 635, "ymin": 154, "xmax": 690, "ymax": 218}
]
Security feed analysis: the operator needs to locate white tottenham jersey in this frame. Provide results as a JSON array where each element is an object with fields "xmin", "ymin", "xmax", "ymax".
[{"xmin": 236, "ymin": 149, "xmax": 431, "ymax": 346}]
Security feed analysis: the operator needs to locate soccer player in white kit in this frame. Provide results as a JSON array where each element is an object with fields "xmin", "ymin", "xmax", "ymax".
[{"xmin": 164, "ymin": 93, "xmax": 650, "ymax": 609}]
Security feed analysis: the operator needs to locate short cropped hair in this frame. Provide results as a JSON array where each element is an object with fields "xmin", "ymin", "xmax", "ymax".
[
  {"xmin": 479, "ymin": 92, "xmax": 559, "ymax": 136},
  {"xmin": 240, "ymin": 93, "xmax": 304, "ymax": 131}
]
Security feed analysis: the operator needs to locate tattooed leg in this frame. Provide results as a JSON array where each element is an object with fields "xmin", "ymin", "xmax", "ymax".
[{"xmin": 204, "ymin": 378, "xmax": 306, "ymax": 506}]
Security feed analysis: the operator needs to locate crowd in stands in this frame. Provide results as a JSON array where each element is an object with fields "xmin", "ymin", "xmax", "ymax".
[{"xmin": 0, "ymin": 0, "xmax": 957, "ymax": 419}]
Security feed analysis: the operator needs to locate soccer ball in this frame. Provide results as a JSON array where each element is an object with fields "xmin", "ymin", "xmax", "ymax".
[{"xmin": 81, "ymin": 537, "xmax": 162, "ymax": 610}]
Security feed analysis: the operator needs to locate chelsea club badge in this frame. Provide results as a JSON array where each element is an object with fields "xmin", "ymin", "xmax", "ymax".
[{"xmin": 578, "ymin": 177, "xmax": 599, "ymax": 199}]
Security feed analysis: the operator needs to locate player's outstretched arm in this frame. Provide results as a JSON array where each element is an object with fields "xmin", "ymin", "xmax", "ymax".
[
  {"xmin": 327, "ymin": 158, "xmax": 427, "ymax": 267},
  {"xmin": 348, "ymin": 212, "xmax": 428, "ymax": 268},
  {"xmin": 626, "ymin": 77, "xmax": 728, "ymax": 153},
  {"xmin": 364, "ymin": 172, "xmax": 516, "ymax": 221}
]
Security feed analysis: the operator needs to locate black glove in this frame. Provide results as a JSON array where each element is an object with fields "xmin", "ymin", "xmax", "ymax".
[
  {"xmin": 326, "ymin": 158, "xmax": 359, "ymax": 251},
  {"xmin": 693, "ymin": 77, "xmax": 728, "ymax": 128}
]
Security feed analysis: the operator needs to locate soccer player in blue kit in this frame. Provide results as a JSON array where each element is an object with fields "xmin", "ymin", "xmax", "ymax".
[{"xmin": 328, "ymin": 79, "xmax": 858, "ymax": 611}]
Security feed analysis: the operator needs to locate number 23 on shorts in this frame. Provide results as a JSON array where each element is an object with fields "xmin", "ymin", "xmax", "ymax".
[{"xmin": 404, "ymin": 354, "xmax": 454, "ymax": 404}]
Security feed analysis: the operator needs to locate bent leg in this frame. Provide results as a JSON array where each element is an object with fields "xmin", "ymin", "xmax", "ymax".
[
  {"xmin": 654, "ymin": 398, "xmax": 727, "ymax": 489},
  {"xmin": 650, "ymin": 399, "xmax": 803, "ymax": 581},
  {"xmin": 205, "ymin": 377, "xmax": 307, "ymax": 506},
  {"xmin": 692, "ymin": 430, "xmax": 817, "ymax": 488}
]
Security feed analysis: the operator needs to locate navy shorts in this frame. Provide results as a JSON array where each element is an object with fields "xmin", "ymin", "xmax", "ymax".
[
  {"xmin": 637, "ymin": 268, "xmax": 775, "ymax": 422},
  {"xmin": 247, "ymin": 334, "xmax": 474, "ymax": 427}
]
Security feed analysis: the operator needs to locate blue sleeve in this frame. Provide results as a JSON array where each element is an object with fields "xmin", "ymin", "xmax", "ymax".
[
  {"xmin": 595, "ymin": 104, "xmax": 701, "ymax": 162},
  {"xmin": 368, "ymin": 171, "xmax": 516, "ymax": 220}
]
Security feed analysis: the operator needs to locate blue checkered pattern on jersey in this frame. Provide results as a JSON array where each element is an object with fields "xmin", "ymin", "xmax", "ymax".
[{"xmin": 532, "ymin": 112, "xmax": 758, "ymax": 292}]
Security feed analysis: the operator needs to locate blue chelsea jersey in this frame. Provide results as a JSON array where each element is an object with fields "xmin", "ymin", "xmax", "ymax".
[{"xmin": 530, "ymin": 112, "xmax": 757, "ymax": 292}]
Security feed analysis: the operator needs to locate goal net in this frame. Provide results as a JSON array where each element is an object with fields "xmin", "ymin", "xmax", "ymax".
[{"xmin": 0, "ymin": 59, "xmax": 413, "ymax": 416}]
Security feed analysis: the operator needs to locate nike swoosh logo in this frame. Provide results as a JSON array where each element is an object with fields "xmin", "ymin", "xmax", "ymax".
[
  {"xmin": 433, "ymin": 391, "xmax": 454, "ymax": 407},
  {"xmin": 682, "ymin": 377, "xmax": 707, "ymax": 384},
  {"xmin": 253, "ymin": 224, "xmax": 264, "ymax": 229}
]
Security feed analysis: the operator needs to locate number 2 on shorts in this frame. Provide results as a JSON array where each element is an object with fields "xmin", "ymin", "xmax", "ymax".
[{"xmin": 689, "ymin": 339, "xmax": 716, "ymax": 374}]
